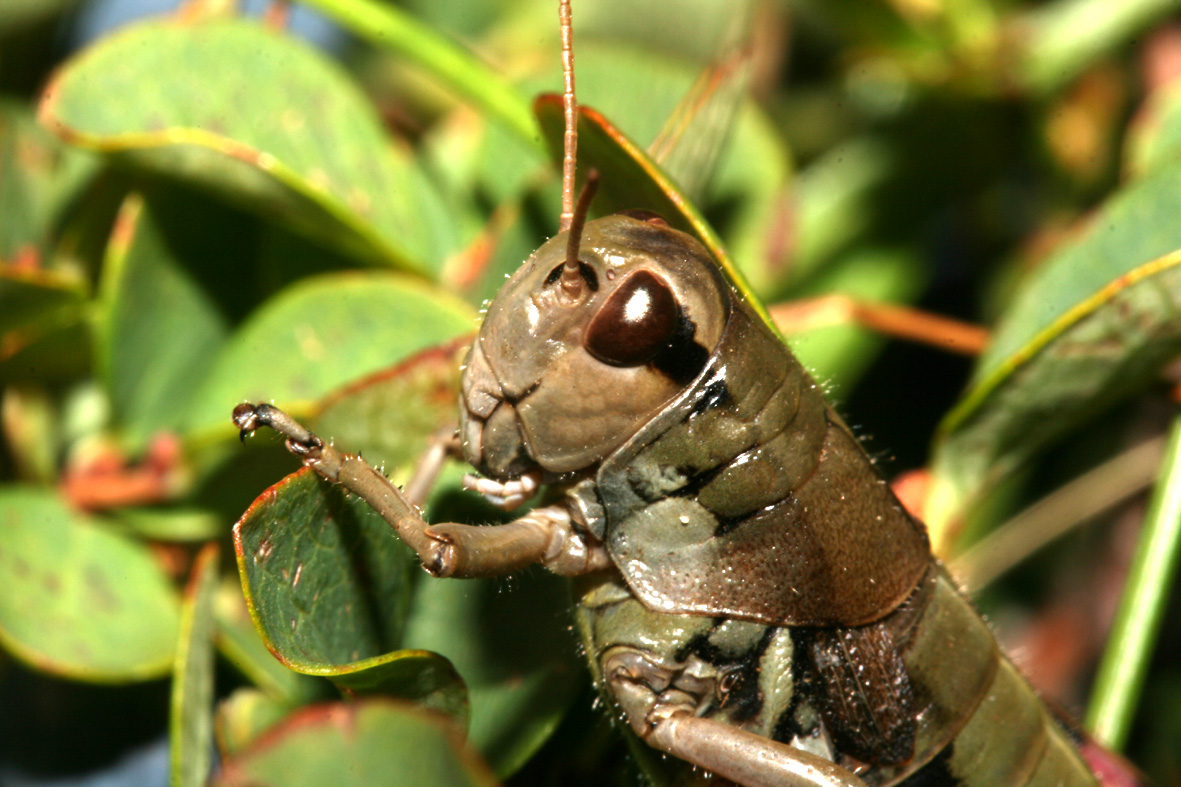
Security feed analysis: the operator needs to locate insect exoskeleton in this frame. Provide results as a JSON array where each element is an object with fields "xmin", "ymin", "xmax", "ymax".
[
  {"xmin": 459, "ymin": 213, "xmax": 727, "ymax": 481},
  {"xmin": 235, "ymin": 209, "xmax": 1102, "ymax": 786},
  {"xmin": 229, "ymin": 0, "xmax": 1114, "ymax": 781}
]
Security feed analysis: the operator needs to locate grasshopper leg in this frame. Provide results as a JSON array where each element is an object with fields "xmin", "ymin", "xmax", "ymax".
[
  {"xmin": 603, "ymin": 647, "xmax": 867, "ymax": 787},
  {"xmin": 403, "ymin": 424, "xmax": 463, "ymax": 507},
  {"xmin": 645, "ymin": 714, "xmax": 867, "ymax": 787},
  {"xmin": 233, "ymin": 402, "xmax": 610, "ymax": 579}
]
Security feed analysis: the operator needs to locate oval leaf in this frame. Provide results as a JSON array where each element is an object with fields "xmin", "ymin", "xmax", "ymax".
[
  {"xmin": 233, "ymin": 468, "xmax": 467, "ymax": 722},
  {"xmin": 98, "ymin": 192, "xmax": 237, "ymax": 452},
  {"xmin": 214, "ymin": 699, "xmax": 496, "ymax": 787},
  {"xmin": 0, "ymin": 98, "xmax": 95, "ymax": 264},
  {"xmin": 311, "ymin": 340, "xmax": 467, "ymax": 478},
  {"xmin": 0, "ymin": 486, "xmax": 181, "ymax": 680},
  {"xmin": 931, "ymin": 161, "xmax": 1181, "ymax": 528},
  {"xmin": 40, "ymin": 18, "xmax": 454, "ymax": 272},
  {"xmin": 239, "ymin": 341, "xmax": 577, "ymax": 774},
  {"xmin": 186, "ymin": 272, "xmax": 475, "ymax": 439},
  {"xmin": 215, "ymin": 688, "xmax": 294, "ymax": 759},
  {"xmin": 233, "ymin": 468, "xmax": 418, "ymax": 667},
  {"xmin": 215, "ymin": 578, "xmax": 326, "ymax": 704}
]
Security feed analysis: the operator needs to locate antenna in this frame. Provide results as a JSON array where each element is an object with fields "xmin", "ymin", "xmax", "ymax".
[
  {"xmin": 560, "ymin": 169, "xmax": 599, "ymax": 298},
  {"xmin": 558, "ymin": 0, "xmax": 577, "ymax": 234}
]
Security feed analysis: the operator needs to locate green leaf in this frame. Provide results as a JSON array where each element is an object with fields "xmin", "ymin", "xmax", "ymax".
[
  {"xmin": 0, "ymin": 486, "xmax": 180, "ymax": 681},
  {"xmin": 170, "ymin": 543, "xmax": 220, "ymax": 787},
  {"xmin": 215, "ymin": 688, "xmax": 294, "ymax": 758},
  {"xmin": 0, "ymin": 264, "xmax": 86, "ymax": 335},
  {"xmin": 40, "ymin": 17, "xmax": 454, "ymax": 272},
  {"xmin": 1086, "ymin": 412, "xmax": 1181, "ymax": 751},
  {"xmin": 930, "ymin": 161, "xmax": 1181, "ymax": 529},
  {"xmin": 706, "ymin": 102, "xmax": 792, "ymax": 300},
  {"xmin": 98, "ymin": 192, "xmax": 243, "ymax": 453},
  {"xmin": 0, "ymin": 313, "xmax": 91, "ymax": 383},
  {"xmin": 110, "ymin": 507, "xmax": 226, "ymax": 543},
  {"xmin": 311, "ymin": 340, "xmax": 466, "ymax": 481},
  {"xmin": 534, "ymin": 38, "xmax": 791, "ymax": 298},
  {"xmin": 1127, "ymin": 82, "xmax": 1181, "ymax": 178},
  {"xmin": 0, "ymin": 265, "xmax": 89, "ymax": 383},
  {"xmin": 299, "ymin": 0, "xmax": 537, "ymax": 147},
  {"xmin": 328, "ymin": 649, "xmax": 469, "ymax": 725},
  {"xmin": 784, "ymin": 245, "xmax": 926, "ymax": 393},
  {"xmin": 214, "ymin": 699, "xmax": 497, "ymax": 787},
  {"xmin": 0, "ymin": 98, "xmax": 95, "ymax": 263},
  {"xmin": 236, "ymin": 343, "xmax": 575, "ymax": 772},
  {"xmin": 535, "ymin": 42, "xmax": 713, "ymax": 191},
  {"xmin": 791, "ymin": 136, "xmax": 894, "ymax": 282},
  {"xmin": 234, "ymin": 468, "xmax": 466, "ymax": 720},
  {"xmin": 234, "ymin": 468, "xmax": 417, "ymax": 664},
  {"xmin": 402, "ymin": 574, "xmax": 580, "ymax": 777},
  {"xmin": 185, "ymin": 272, "xmax": 475, "ymax": 440},
  {"xmin": 1017, "ymin": 0, "xmax": 1181, "ymax": 95},
  {"xmin": 215, "ymin": 577, "xmax": 325, "ymax": 704}
]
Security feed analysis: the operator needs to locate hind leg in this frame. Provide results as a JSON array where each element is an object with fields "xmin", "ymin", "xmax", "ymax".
[{"xmin": 602, "ymin": 646, "xmax": 866, "ymax": 787}]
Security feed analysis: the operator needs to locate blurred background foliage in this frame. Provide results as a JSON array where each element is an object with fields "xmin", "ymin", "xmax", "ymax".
[{"xmin": 1, "ymin": 0, "xmax": 1181, "ymax": 784}]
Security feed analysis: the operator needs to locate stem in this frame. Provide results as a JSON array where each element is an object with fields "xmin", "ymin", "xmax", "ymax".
[
  {"xmin": 1085, "ymin": 412, "xmax": 1181, "ymax": 750},
  {"xmin": 297, "ymin": 0, "xmax": 539, "ymax": 146},
  {"xmin": 951, "ymin": 435, "xmax": 1164, "ymax": 592}
]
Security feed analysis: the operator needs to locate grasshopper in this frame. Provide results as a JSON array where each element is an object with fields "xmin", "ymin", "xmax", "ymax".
[{"xmin": 233, "ymin": 2, "xmax": 1108, "ymax": 784}]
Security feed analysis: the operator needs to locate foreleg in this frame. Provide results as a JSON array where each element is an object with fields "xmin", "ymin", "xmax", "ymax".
[{"xmin": 233, "ymin": 402, "xmax": 610, "ymax": 578}]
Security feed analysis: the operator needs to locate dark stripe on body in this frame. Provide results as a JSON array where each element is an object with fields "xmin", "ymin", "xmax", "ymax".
[{"xmin": 650, "ymin": 312, "xmax": 710, "ymax": 385}]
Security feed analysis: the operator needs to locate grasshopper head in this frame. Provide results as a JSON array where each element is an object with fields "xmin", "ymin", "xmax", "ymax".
[{"xmin": 460, "ymin": 214, "xmax": 729, "ymax": 480}]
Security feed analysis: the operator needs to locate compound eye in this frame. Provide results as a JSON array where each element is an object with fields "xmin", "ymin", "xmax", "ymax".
[{"xmin": 585, "ymin": 270, "xmax": 679, "ymax": 366}]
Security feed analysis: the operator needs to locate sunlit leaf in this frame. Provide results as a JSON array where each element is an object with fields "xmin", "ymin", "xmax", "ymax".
[
  {"xmin": 186, "ymin": 272, "xmax": 475, "ymax": 440},
  {"xmin": 931, "ymin": 160, "xmax": 1181, "ymax": 531},
  {"xmin": 0, "ymin": 487, "xmax": 180, "ymax": 681},
  {"xmin": 1126, "ymin": 82, "xmax": 1181, "ymax": 178},
  {"xmin": 1017, "ymin": 0, "xmax": 1179, "ymax": 94},
  {"xmin": 214, "ymin": 699, "xmax": 496, "ymax": 787},
  {"xmin": 40, "ymin": 17, "xmax": 455, "ymax": 272}
]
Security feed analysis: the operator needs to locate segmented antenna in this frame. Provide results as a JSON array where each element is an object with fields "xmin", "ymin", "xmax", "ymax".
[
  {"xmin": 558, "ymin": 0, "xmax": 577, "ymax": 234},
  {"xmin": 561, "ymin": 169, "xmax": 599, "ymax": 298}
]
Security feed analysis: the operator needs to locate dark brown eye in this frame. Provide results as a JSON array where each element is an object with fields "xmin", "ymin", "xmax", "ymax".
[{"xmin": 585, "ymin": 270, "xmax": 680, "ymax": 366}]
